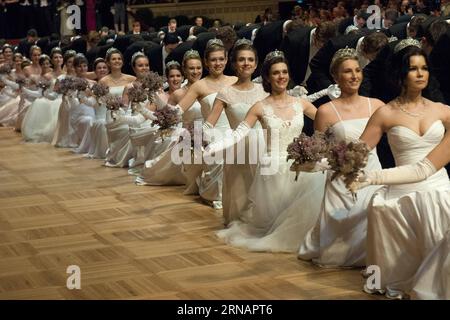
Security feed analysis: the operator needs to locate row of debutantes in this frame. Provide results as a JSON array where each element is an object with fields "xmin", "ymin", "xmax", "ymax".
[{"xmin": 1, "ymin": 33, "xmax": 449, "ymax": 299}]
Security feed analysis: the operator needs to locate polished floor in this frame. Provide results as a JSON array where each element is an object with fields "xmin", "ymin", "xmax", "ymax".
[{"xmin": 0, "ymin": 127, "xmax": 381, "ymax": 300}]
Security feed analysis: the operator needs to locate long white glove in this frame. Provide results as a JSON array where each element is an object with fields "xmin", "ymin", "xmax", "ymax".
[
  {"xmin": 114, "ymin": 113, "xmax": 146, "ymax": 126},
  {"xmin": 168, "ymin": 103, "xmax": 184, "ymax": 115},
  {"xmin": 288, "ymin": 85, "xmax": 308, "ymax": 98},
  {"xmin": 1, "ymin": 76, "xmax": 20, "ymax": 90},
  {"xmin": 3, "ymin": 86, "xmax": 18, "ymax": 98},
  {"xmin": 306, "ymin": 84, "xmax": 341, "ymax": 102},
  {"xmin": 351, "ymin": 158, "xmax": 437, "ymax": 191},
  {"xmin": 136, "ymin": 103, "xmax": 156, "ymax": 121},
  {"xmin": 203, "ymin": 121, "xmax": 251, "ymax": 157},
  {"xmin": 80, "ymin": 95, "xmax": 98, "ymax": 107},
  {"xmin": 44, "ymin": 90, "xmax": 59, "ymax": 100},
  {"xmin": 21, "ymin": 86, "xmax": 43, "ymax": 99}
]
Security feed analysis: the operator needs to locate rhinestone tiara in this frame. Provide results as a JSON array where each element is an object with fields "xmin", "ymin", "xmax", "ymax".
[
  {"xmin": 332, "ymin": 46, "xmax": 358, "ymax": 61},
  {"xmin": 183, "ymin": 49, "xmax": 200, "ymax": 60},
  {"xmin": 394, "ymin": 38, "xmax": 421, "ymax": 54},
  {"xmin": 206, "ymin": 38, "xmax": 224, "ymax": 48},
  {"xmin": 131, "ymin": 51, "xmax": 146, "ymax": 64},
  {"xmin": 234, "ymin": 38, "xmax": 253, "ymax": 48},
  {"xmin": 166, "ymin": 60, "xmax": 180, "ymax": 68},
  {"xmin": 263, "ymin": 50, "xmax": 285, "ymax": 63}
]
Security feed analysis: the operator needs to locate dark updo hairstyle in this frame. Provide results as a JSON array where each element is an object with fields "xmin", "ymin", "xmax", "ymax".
[
  {"xmin": 49, "ymin": 47, "xmax": 63, "ymax": 68},
  {"xmin": 230, "ymin": 39, "xmax": 258, "ymax": 71},
  {"xmin": 391, "ymin": 45, "xmax": 429, "ymax": 96},
  {"xmin": 73, "ymin": 53, "xmax": 89, "ymax": 68},
  {"xmin": 63, "ymin": 50, "xmax": 77, "ymax": 66},
  {"xmin": 38, "ymin": 54, "xmax": 51, "ymax": 66},
  {"xmin": 93, "ymin": 57, "xmax": 107, "ymax": 70},
  {"xmin": 261, "ymin": 52, "xmax": 289, "ymax": 93},
  {"xmin": 105, "ymin": 47, "xmax": 123, "ymax": 63}
]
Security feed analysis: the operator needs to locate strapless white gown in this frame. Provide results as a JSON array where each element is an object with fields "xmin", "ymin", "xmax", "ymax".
[
  {"xmin": 366, "ymin": 120, "xmax": 450, "ymax": 298},
  {"xmin": 0, "ymin": 96, "xmax": 20, "ymax": 127},
  {"xmin": 299, "ymin": 100, "xmax": 382, "ymax": 267},
  {"xmin": 87, "ymin": 86, "xmax": 124, "ymax": 159},
  {"xmin": 216, "ymin": 84, "xmax": 268, "ymax": 224},
  {"xmin": 216, "ymin": 100, "xmax": 326, "ymax": 252},
  {"xmin": 22, "ymin": 80, "xmax": 62, "ymax": 143}
]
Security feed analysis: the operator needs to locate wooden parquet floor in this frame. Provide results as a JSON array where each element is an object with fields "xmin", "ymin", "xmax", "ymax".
[{"xmin": 0, "ymin": 127, "xmax": 382, "ymax": 300}]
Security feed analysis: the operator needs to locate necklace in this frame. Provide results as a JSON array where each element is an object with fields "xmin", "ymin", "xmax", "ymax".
[{"xmin": 395, "ymin": 97, "xmax": 426, "ymax": 118}]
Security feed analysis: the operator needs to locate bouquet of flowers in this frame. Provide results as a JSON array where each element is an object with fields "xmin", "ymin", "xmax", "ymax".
[
  {"xmin": 286, "ymin": 130, "xmax": 332, "ymax": 181},
  {"xmin": 139, "ymin": 71, "xmax": 165, "ymax": 103},
  {"xmin": 104, "ymin": 94, "xmax": 125, "ymax": 111},
  {"xmin": 54, "ymin": 76, "xmax": 76, "ymax": 95},
  {"xmin": 152, "ymin": 106, "xmax": 182, "ymax": 139},
  {"xmin": 90, "ymin": 82, "xmax": 110, "ymax": 104},
  {"xmin": 15, "ymin": 74, "xmax": 28, "ymax": 88},
  {"xmin": 0, "ymin": 64, "xmax": 12, "ymax": 75},
  {"xmin": 73, "ymin": 77, "xmax": 89, "ymax": 92},
  {"xmin": 327, "ymin": 139, "xmax": 370, "ymax": 197},
  {"xmin": 128, "ymin": 81, "xmax": 147, "ymax": 113},
  {"xmin": 37, "ymin": 78, "xmax": 52, "ymax": 93}
]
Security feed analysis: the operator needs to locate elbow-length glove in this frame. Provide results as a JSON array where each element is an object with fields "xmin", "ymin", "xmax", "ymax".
[
  {"xmin": 44, "ymin": 90, "xmax": 59, "ymax": 100},
  {"xmin": 136, "ymin": 103, "xmax": 157, "ymax": 121},
  {"xmin": 1, "ymin": 76, "xmax": 20, "ymax": 90},
  {"xmin": 351, "ymin": 158, "xmax": 437, "ymax": 191},
  {"xmin": 306, "ymin": 84, "xmax": 341, "ymax": 102},
  {"xmin": 203, "ymin": 121, "xmax": 251, "ymax": 157},
  {"xmin": 21, "ymin": 86, "xmax": 43, "ymax": 99}
]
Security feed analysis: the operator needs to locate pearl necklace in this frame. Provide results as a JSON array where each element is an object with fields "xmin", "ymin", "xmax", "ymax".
[{"xmin": 395, "ymin": 97, "xmax": 426, "ymax": 118}]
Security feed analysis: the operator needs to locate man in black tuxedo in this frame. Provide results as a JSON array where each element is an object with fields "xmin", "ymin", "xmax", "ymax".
[
  {"xmin": 307, "ymin": 29, "xmax": 370, "ymax": 94},
  {"xmin": 17, "ymin": 29, "xmax": 38, "ymax": 58},
  {"xmin": 145, "ymin": 33, "xmax": 180, "ymax": 77},
  {"xmin": 280, "ymin": 21, "xmax": 337, "ymax": 87}
]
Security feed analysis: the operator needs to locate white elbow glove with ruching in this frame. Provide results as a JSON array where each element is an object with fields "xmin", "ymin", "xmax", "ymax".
[
  {"xmin": 203, "ymin": 121, "xmax": 251, "ymax": 157},
  {"xmin": 351, "ymin": 158, "xmax": 437, "ymax": 191},
  {"xmin": 306, "ymin": 84, "xmax": 341, "ymax": 102},
  {"xmin": 21, "ymin": 86, "xmax": 42, "ymax": 99}
]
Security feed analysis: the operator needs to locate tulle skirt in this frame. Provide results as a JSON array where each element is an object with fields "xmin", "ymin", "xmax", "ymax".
[
  {"xmin": 216, "ymin": 157, "xmax": 326, "ymax": 252},
  {"xmin": 0, "ymin": 96, "xmax": 20, "ymax": 127},
  {"xmin": 21, "ymin": 96, "xmax": 62, "ymax": 143}
]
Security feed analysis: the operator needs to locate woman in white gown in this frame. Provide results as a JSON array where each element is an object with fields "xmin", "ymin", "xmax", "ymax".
[
  {"xmin": 135, "ymin": 61, "xmax": 188, "ymax": 183},
  {"xmin": 0, "ymin": 53, "xmax": 23, "ymax": 108},
  {"xmin": 104, "ymin": 52, "xmax": 153, "ymax": 168},
  {"xmin": 71, "ymin": 54, "xmax": 97, "ymax": 153},
  {"xmin": 351, "ymin": 94, "xmax": 450, "ymax": 301},
  {"xmin": 172, "ymin": 39, "xmax": 237, "ymax": 208},
  {"xmin": 205, "ymin": 51, "xmax": 326, "ymax": 252},
  {"xmin": 298, "ymin": 48, "xmax": 384, "ymax": 267},
  {"xmin": 21, "ymin": 51, "xmax": 63, "ymax": 143},
  {"xmin": 84, "ymin": 58, "xmax": 110, "ymax": 158},
  {"xmin": 96, "ymin": 48, "xmax": 135, "ymax": 161},
  {"xmin": 354, "ymin": 42, "xmax": 450, "ymax": 299},
  {"xmin": 204, "ymin": 39, "xmax": 268, "ymax": 225},
  {"xmin": 52, "ymin": 50, "xmax": 77, "ymax": 147}
]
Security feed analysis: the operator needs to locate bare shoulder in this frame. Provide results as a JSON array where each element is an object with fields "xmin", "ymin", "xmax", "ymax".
[
  {"xmin": 124, "ymin": 74, "xmax": 136, "ymax": 82},
  {"xmin": 249, "ymin": 100, "xmax": 264, "ymax": 115},
  {"xmin": 170, "ymin": 88, "xmax": 185, "ymax": 103},
  {"xmin": 371, "ymin": 101, "xmax": 395, "ymax": 121},
  {"xmin": 225, "ymin": 75, "xmax": 238, "ymax": 85},
  {"xmin": 369, "ymin": 98, "xmax": 385, "ymax": 111},
  {"xmin": 99, "ymin": 76, "xmax": 109, "ymax": 85}
]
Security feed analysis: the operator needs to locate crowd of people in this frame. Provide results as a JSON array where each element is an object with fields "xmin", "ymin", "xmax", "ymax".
[{"xmin": 1, "ymin": 0, "xmax": 450, "ymax": 300}]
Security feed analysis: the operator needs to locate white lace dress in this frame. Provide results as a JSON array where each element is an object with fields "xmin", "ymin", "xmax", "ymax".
[
  {"xmin": 215, "ymin": 84, "xmax": 268, "ymax": 224},
  {"xmin": 299, "ymin": 98, "xmax": 382, "ymax": 267},
  {"xmin": 216, "ymin": 99, "xmax": 326, "ymax": 252},
  {"xmin": 366, "ymin": 120, "xmax": 450, "ymax": 298}
]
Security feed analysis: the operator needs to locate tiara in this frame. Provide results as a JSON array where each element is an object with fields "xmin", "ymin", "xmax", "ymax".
[
  {"xmin": 106, "ymin": 47, "xmax": 119, "ymax": 56},
  {"xmin": 332, "ymin": 47, "xmax": 358, "ymax": 60},
  {"xmin": 183, "ymin": 49, "xmax": 200, "ymax": 60},
  {"xmin": 234, "ymin": 38, "xmax": 253, "ymax": 47},
  {"xmin": 131, "ymin": 51, "xmax": 146, "ymax": 64},
  {"xmin": 263, "ymin": 50, "xmax": 284, "ymax": 63},
  {"xmin": 166, "ymin": 60, "xmax": 180, "ymax": 68},
  {"xmin": 388, "ymin": 36, "xmax": 398, "ymax": 43},
  {"xmin": 206, "ymin": 38, "xmax": 224, "ymax": 48},
  {"xmin": 394, "ymin": 38, "xmax": 421, "ymax": 54}
]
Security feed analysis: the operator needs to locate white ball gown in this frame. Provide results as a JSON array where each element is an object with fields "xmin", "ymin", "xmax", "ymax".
[
  {"xmin": 136, "ymin": 99, "xmax": 203, "ymax": 186},
  {"xmin": 87, "ymin": 85, "xmax": 125, "ymax": 159},
  {"xmin": 366, "ymin": 119, "xmax": 450, "ymax": 298},
  {"xmin": 215, "ymin": 83, "xmax": 268, "ymax": 224},
  {"xmin": 299, "ymin": 98, "xmax": 382, "ymax": 267},
  {"xmin": 21, "ymin": 80, "xmax": 62, "ymax": 143},
  {"xmin": 216, "ymin": 99, "xmax": 326, "ymax": 252}
]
